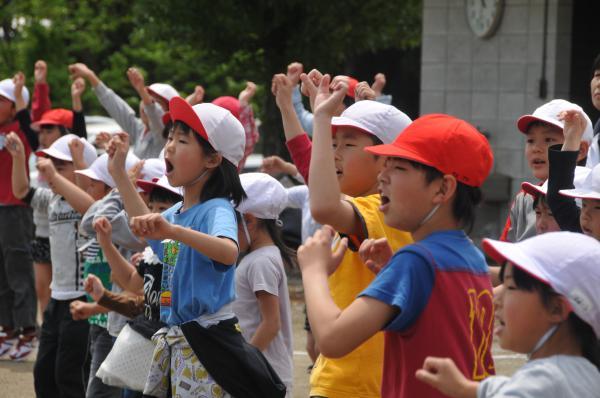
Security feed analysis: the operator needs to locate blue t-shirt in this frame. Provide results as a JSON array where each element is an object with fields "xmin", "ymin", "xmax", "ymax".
[
  {"xmin": 360, "ymin": 230, "xmax": 488, "ymax": 332},
  {"xmin": 148, "ymin": 198, "xmax": 238, "ymax": 326}
]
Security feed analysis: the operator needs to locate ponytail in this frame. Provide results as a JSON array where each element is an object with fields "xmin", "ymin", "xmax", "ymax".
[
  {"xmin": 569, "ymin": 313, "xmax": 600, "ymax": 371},
  {"xmin": 263, "ymin": 219, "xmax": 296, "ymax": 271}
]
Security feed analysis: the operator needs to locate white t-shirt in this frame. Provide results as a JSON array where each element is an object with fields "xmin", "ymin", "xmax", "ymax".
[
  {"xmin": 478, "ymin": 355, "xmax": 600, "ymax": 397},
  {"xmin": 233, "ymin": 245, "xmax": 294, "ymax": 388}
]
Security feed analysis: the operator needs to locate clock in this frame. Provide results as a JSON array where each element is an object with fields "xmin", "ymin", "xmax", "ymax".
[{"xmin": 466, "ymin": 0, "xmax": 504, "ymax": 39}]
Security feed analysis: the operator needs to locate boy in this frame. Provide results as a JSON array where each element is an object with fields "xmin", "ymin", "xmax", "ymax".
[
  {"xmin": 275, "ymin": 71, "xmax": 413, "ymax": 396},
  {"xmin": 298, "ymin": 111, "xmax": 495, "ymax": 398},
  {"xmin": 500, "ymin": 99, "xmax": 593, "ymax": 242}
]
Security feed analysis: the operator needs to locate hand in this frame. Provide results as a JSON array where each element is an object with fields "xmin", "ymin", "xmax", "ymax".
[
  {"xmin": 13, "ymin": 71, "xmax": 25, "ymax": 97},
  {"xmin": 36, "ymin": 157, "xmax": 57, "ymax": 181},
  {"xmin": 5, "ymin": 132, "xmax": 25, "ymax": 158},
  {"xmin": 34, "ymin": 60, "xmax": 47, "ymax": 84},
  {"xmin": 68, "ymin": 63, "xmax": 94, "ymax": 81},
  {"xmin": 106, "ymin": 132, "xmax": 130, "ymax": 178},
  {"xmin": 130, "ymin": 213, "xmax": 175, "ymax": 240},
  {"xmin": 93, "ymin": 216, "xmax": 113, "ymax": 248},
  {"xmin": 359, "ymin": 238, "xmax": 393, "ymax": 275},
  {"xmin": 309, "ymin": 74, "xmax": 348, "ymax": 118},
  {"xmin": 186, "ymin": 85, "xmax": 205, "ymax": 106},
  {"xmin": 68, "ymin": 138, "xmax": 85, "ymax": 166},
  {"xmin": 238, "ymin": 81, "xmax": 257, "ymax": 106},
  {"xmin": 354, "ymin": 81, "xmax": 376, "ymax": 101},
  {"xmin": 130, "ymin": 252, "xmax": 144, "ymax": 267},
  {"xmin": 128, "ymin": 160, "xmax": 145, "ymax": 184},
  {"xmin": 271, "ymin": 74, "xmax": 294, "ymax": 110},
  {"xmin": 300, "ymin": 68, "xmax": 323, "ymax": 98},
  {"xmin": 71, "ymin": 77, "xmax": 86, "ymax": 98},
  {"xmin": 126, "ymin": 67, "xmax": 145, "ymax": 93},
  {"xmin": 69, "ymin": 301, "xmax": 95, "ymax": 320},
  {"xmin": 298, "ymin": 225, "xmax": 348, "ymax": 276},
  {"xmin": 287, "ymin": 62, "xmax": 304, "ymax": 86},
  {"xmin": 415, "ymin": 357, "xmax": 477, "ymax": 398},
  {"xmin": 260, "ymin": 155, "xmax": 297, "ymax": 176},
  {"xmin": 94, "ymin": 132, "xmax": 112, "ymax": 150},
  {"xmin": 84, "ymin": 274, "xmax": 105, "ymax": 302},
  {"xmin": 371, "ymin": 73, "xmax": 386, "ymax": 97},
  {"xmin": 559, "ymin": 109, "xmax": 587, "ymax": 151}
]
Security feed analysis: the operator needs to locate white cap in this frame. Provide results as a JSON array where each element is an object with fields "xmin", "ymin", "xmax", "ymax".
[
  {"xmin": 136, "ymin": 174, "xmax": 183, "ymax": 197},
  {"xmin": 237, "ymin": 173, "xmax": 288, "ymax": 220},
  {"xmin": 0, "ymin": 79, "xmax": 29, "ymax": 106},
  {"xmin": 522, "ymin": 166, "xmax": 591, "ymax": 197},
  {"xmin": 139, "ymin": 158, "xmax": 166, "ymax": 181},
  {"xmin": 560, "ymin": 163, "xmax": 600, "ymax": 200},
  {"xmin": 483, "ymin": 231, "xmax": 600, "ymax": 339},
  {"xmin": 36, "ymin": 134, "xmax": 97, "ymax": 166},
  {"xmin": 147, "ymin": 83, "xmax": 179, "ymax": 102},
  {"xmin": 517, "ymin": 99, "xmax": 594, "ymax": 144},
  {"xmin": 169, "ymin": 97, "xmax": 245, "ymax": 167},
  {"xmin": 331, "ymin": 100, "xmax": 412, "ymax": 144},
  {"xmin": 75, "ymin": 152, "xmax": 140, "ymax": 188}
]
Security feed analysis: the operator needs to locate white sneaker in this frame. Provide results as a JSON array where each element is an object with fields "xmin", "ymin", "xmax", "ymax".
[
  {"xmin": 0, "ymin": 329, "xmax": 17, "ymax": 357},
  {"xmin": 9, "ymin": 332, "xmax": 36, "ymax": 361}
]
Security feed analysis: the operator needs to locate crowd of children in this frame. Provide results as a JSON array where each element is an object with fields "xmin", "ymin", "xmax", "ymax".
[{"xmin": 0, "ymin": 55, "xmax": 599, "ymax": 398}]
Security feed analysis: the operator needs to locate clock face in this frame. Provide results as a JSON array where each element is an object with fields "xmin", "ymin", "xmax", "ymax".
[{"xmin": 466, "ymin": 0, "xmax": 504, "ymax": 38}]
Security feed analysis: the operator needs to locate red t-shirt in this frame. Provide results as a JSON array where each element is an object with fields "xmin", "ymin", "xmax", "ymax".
[{"xmin": 0, "ymin": 122, "xmax": 31, "ymax": 206}]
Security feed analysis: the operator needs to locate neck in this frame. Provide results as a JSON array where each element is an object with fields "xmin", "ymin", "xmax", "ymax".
[
  {"xmin": 411, "ymin": 206, "xmax": 460, "ymax": 242},
  {"xmin": 530, "ymin": 322, "xmax": 582, "ymax": 360},
  {"xmin": 181, "ymin": 175, "xmax": 208, "ymax": 211},
  {"xmin": 249, "ymin": 228, "xmax": 274, "ymax": 252}
]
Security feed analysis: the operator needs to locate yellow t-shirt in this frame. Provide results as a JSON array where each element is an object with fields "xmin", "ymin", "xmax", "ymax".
[{"xmin": 309, "ymin": 194, "xmax": 413, "ymax": 398}]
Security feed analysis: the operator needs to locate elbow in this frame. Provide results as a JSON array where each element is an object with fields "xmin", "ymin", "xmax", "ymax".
[
  {"xmin": 310, "ymin": 202, "xmax": 339, "ymax": 226},
  {"xmin": 14, "ymin": 188, "xmax": 28, "ymax": 200},
  {"xmin": 317, "ymin": 336, "xmax": 351, "ymax": 359}
]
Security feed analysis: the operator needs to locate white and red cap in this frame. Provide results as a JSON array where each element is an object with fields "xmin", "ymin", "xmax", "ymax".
[
  {"xmin": 139, "ymin": 158, "xmax": 166, "ymax": 181},
  {"xmin": 237, "ymin": 173, "xmax": 288, "ymax": 220},
  {"xmin": 75, "ymin": 152, "xmax": 140, "ymax": 188},
  {"xmin": 0, "ymin": 78, "xmax": 29, "ymax": 105},
  {"xmin": 483, "ymin": 232, "xmax": 600, "ymax": 339},
  {"xmin": 331, "ymin": 100, "xmax": 412, "ymax": 144},
  {"xmin": 136, "ymin": 175, "xmax": 182, "ymax": 197},
  {"xmin": 517, "ymin": 99, "xmax": 594, "ymax": 143},
  {"xmin": 522, "ymin": 166, "xmax": 591, "ymax": 198},
  {"xmin": 36, "ymin": 134, "xmax": 97, "ymax": 166},
  {"xmin": 169, "ymin": 97, "xmax": 245, "ymax": 167},
  {"xmin": 560, "ymin": 163, "xmax": 600, "ymax": 200},
  {"xmin": 147, "ymin": 83, "xmax": 179, "ymax": 103}
]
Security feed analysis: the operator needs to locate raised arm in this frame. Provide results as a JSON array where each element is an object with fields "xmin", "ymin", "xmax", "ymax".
[
  {"xmin": 6, "ymin": 132, "xmax": 31, "ymax": 199},
  {"xmin": 13, "ymin": 72, "xmax": 39, "ymax": 150},
  {"xmin": 32, "ymin": 60, "xmax": 51, "ymax": 122},
  {"xmin": 71, "ymin": 77, "xmax": 89, "ymax": 141}
]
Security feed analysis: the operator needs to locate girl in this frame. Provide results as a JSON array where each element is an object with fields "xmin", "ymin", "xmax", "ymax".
[
  {"xmin": 233, "ymin": 173, "xmax": 295, "ymax": 395},
  {"xmin": 130, "ymin": 98, "xmax": 285, "ymax": 398},
  {"xmin": 417, "ymin": 231, "xmax": 600, "ymax": 397}
]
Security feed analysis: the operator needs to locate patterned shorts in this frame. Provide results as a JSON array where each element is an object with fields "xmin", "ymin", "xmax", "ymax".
[{"xmin": 31, "ymin": 237, "xmax": 51, "ymax": 264}]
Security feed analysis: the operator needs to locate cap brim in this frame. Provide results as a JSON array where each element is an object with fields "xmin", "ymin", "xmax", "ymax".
[
  {"xmin": 559, "ymin": 188, "xmax": 600, "ymax": 200},
  {"xmin": 74, "ymin": 168, "xmax": 100, "ymax": 182},
  {"xmin": 146, "ymin": 87, "xmax": 168, "ymax": 103},
  {"xmin": 482, "ymin": 238, "xmax": 551, "ymax": 284},
  {"xmin": 136, "ymin": 179, "xmax": 158, "ymax": 194},
  {"xmin": 35, "ymin": 147, "xmax": 71, "ymax": 162},
  {"xmin": 517, "ymin": 115, "xmax": 562, "ymax": 134},
  {"xmin": 364, "ymin": 143, "xmax": 436, "ymax": 168},
  {"xmin": 331, "ymin": 116, "xmax": 375, "ymax": 137},
  {"xmin": 169, "ymin": 97, "xmax": 208, "ymax": 141},
  {"xmin": 521, "ymin": 182, "xmax": 545, "ymax": 197}
]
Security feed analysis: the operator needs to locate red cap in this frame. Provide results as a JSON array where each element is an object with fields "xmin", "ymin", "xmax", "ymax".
[
  {"xmin": 161, "ymin": 112, "xmax": 171, "ymax": 126},
  {"xmin": 31, "ymin": 109, "xmax": 74, "ymax": 131},
  {"xmin": 169, "ymin": 97, "xmax": 208, "ymax": 141},
  {"xmin": 346, "ymin": 77, "xmax": 358, "ymax": 98},
  {"xmin": 365, "ymin": 114, "xmax": 494, "ymax": 187},
  {"xmin": 212, "ymin": 96, "xmax": 241, "ymax": 120}
]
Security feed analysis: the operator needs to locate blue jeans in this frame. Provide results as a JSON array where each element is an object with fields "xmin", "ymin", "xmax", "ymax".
[{"xmin": 86, "ymin": 324, "xmax": 122, "ymax": 398}]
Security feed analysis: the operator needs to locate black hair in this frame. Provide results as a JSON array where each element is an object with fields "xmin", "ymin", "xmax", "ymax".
[
  {"xmin": 162, "ymin": 120, "xmax": 172, "ymax": 139},
  {"xmin": 532, "ymin": 194, "xmax": 545, "ymax": 209},
  {"xmin": 149, "ymin": 186, "xmax": 182, "ymax": 205},
  {"xmin": 500, "ymin": 264, "xmax": 600, "ymax": 370},
  {"xmin": 592, "ymin": 53, "xmax": 600, "ymax": 77},
  {"xmin": 407, "ymin": 160, "xmax": 482, "ymax": 233},
  {"xmin": 172, "ymin": 121, "xmax": 246, "ymax": 206},
  {"xmin": 41, "ymin": 124, "xmax": 69, "ymax": 136}
]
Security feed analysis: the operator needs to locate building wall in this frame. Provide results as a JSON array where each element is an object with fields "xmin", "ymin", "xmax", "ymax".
[{"xmin": 420, "ymin": 0, "xmax": 573, "ymax": 238}]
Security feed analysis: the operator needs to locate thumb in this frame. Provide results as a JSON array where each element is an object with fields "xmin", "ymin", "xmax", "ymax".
[
  {"xmin": 332, "ymin": 237, "xmax": 348, "ymax": 263},
  {"xmin": 415, "ymin": 369, "xmax": 439, "ymax": 387}
]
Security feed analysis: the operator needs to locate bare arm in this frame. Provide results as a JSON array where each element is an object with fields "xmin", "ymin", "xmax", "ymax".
[
  {"xmin": 6, "ymin": 133, "xmax": 30, "ymax": 199},
  {"xmin": 249, "ymin": 291, "xmax": 281, "ymax": 351},
  {"xmin": 272, "ymin": 74, "xmax": 305, "ymax": 142},
  {"xmin": 37, "ymin": 158, "xmax": 95, "ymax": 215}
]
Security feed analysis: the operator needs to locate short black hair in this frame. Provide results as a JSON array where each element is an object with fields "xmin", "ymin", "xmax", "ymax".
[
  {"xmin": 41, "ymin": 124, "xmax": 70, "ymax": 136},
  {"xmin": 592, "ymin": 53, "xmax": 600, "ymax": 77},
  {"xmin": 172, "ymin": 121, "xmax": 246, "ymax": 206},
  {"xmin": 149, "ymin": 186, "xmax": 182, "ymax": 205},
  {"xmin": 408, "ymin": 160, "xmax": 482, "ymax": 233}
]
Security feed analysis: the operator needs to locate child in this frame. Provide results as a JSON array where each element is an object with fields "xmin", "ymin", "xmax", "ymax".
[
  {"xmin": 520, "ymin": 165, "xmax": 590, "ymax": 235},
  {"xmin": 298, "ymin": 112, "xmax": 495, "ymax": 398},
  {"xmin": 233, "ymin": 173, "xmax": 295, "ymax": 395},
  {"xmin": 130, "ymin": 97, "xmax": 285, "ymax": 398},
  {"xmin": 500, "ymin": 99, "xmax": 593, "ymax": 242},
  {"xmin": 417, "ymin": 231, "xmax": 600, "ymax": 397},
  {"xmin": 8, "ymin": 132, "xmax": 97, "ymax": 396}
]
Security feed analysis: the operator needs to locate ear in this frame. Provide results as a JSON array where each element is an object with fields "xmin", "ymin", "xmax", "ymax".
[
  {"xmin": 243, "ymin": 213, "xmax": 258, "ymax": 232},
  {"xmin": 205, "ymin": 152, "xmax": 223, "ymax": 170},
  {"xmin": 577, "ymin": 141, "xmax": 590, "ymax": 163},
  {"xmin": 432, "ymin": 175, "xmax": 458, "ymax": 205},
  {"xmin": 547, "ymin": 296, "xmax": 572, "ymax": 323}
]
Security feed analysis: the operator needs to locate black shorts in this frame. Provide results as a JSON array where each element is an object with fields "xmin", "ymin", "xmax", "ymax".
[{"xmin": 31, "ymin": 237, "xmax": 51, "ymax": 264}]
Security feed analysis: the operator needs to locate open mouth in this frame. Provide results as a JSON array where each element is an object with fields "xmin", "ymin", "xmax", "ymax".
[
  {"xmin": 379, "ymin": 193, "xmax": 390, "ymax": 212},
  {"xmin": 531, "ymin": 159, "xmax": 546, "ymax": 166},
  {"xmin": 165, "ymin": 159, "xmax": 174, "ymax": 174}
]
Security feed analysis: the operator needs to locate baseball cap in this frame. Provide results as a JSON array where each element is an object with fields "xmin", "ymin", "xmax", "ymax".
[
  {"xmin": 331, "ymin": 100, "xmax": 412, "ymax": 144},
  {"xmin": 147, "ymin": 83, "xmax": 179, "ymax": 103},
  {"xmin": 31, "ymin": 109, "xmax": 74, "ymax": 131},
  {"xmin": 139, "ymin": 158, "xmax": 166, "ymax": 181},
  {"xmin": 169, "ymin": 97, "xmax": 246, "ymax": 167},
  {"xmin": 75, "ymin": 152, "xmax": 140, "ymax": 188},
  {"xmin": 483, "ymin": 231, "xmax": 600, "ymax": 339},
  {"xmin": 522, "ymin": 166, "xmax": 591, "ymax": 198},
  {"xmin": 237, "ymin": 173, "xmax": 288, "ymax": 220},
  {"xmin": 161, "ymin": 112, "xmax": 171, "ymax": 126},
  {"xmin": 36, "ymin": 134, "xmax": 97, "ymax": 165},
  {"xmin": 137, "ymin": 175, "xmax": 183, "ymax": 197},
  {"xmin": 560, "ymin": 163, "xmax": 600, "ymax": 200},
  {"xmin": 365, "ymin": 114, "xmax": 493, "ymax": 187},
  {"xmin": 0, "ymin": 79, "xmax": 29, "ymax": 105},
  {"xmin": 517, "ymin": 99, "xmax": 594, "ymax": 143},
  {"xmin": 212, "ymin": 96, "xmax": 241, "ymax": 120}
]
